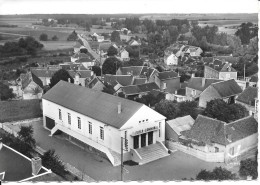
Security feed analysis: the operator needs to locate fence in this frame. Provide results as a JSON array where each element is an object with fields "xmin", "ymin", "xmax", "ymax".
[
  {"xmin": 0, "ymin": 123, "xmax": 18, "ymax": 137},
  {"xmin": 166, "ymin": 140, "xmax": 225, "ymax": 163}
]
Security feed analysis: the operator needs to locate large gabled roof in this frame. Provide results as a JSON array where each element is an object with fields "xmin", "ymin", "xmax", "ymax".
[
  {"xmin": 167, "ymin": 115, "xmax": 195, "ymax": 136},
  {"xmin": 210, "ymin": 79, "xmax": 242, "ymax": 98},
  {"xmin": 42, "ymin": 81, "xmax": 144, "ymax": 129},
  {"xmin": 187, "ymin": 77, "xmax": 223, "ymax": 91},
  {"xmin": 104, "ymin": 74, "xmax": 134, "ymax": 87},
  {"xmin": 20, "ymin": 72, "xmax": 43, "ymax": 89},
  {"xmin": 181, "ymin": 115, "xmax": 258, "ymax": 146},
  {"xmin": 236, "ymin": 86, "xmax": 258, "ymax": 105}
]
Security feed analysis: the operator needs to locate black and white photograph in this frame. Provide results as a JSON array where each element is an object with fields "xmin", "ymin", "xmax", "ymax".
[{"xmin": 0, "ymin": 0, "xmax": 258, "ymax": 183}]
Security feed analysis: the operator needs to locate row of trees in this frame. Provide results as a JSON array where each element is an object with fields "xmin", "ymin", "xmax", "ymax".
[
  {"xmin": 39, "ymin": 33, "xmax": 59, "ymax": 41},
  {"xmin": 0, "ymin": 81, "xmax": 15, "ymax": 100},
  {"xmin": 0, "ymin": 36, "xmax": 43, "ymax": 57}
]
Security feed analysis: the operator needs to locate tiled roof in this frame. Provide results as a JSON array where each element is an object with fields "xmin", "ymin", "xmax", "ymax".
[
  {"xmin": 181, "ymin": 115, "xmax": 258, "ymax": 146},
  {"xmin": 133, "ymin": 78, "xmax": 147, "ymax": 85},
  {"xmin": 76, "ymin": 57, "xmax": 93, "ymax": 63},
  {"xmin": 210, "ymin": 79, "xmax": 242, "ymax": 98},
  {"xmin": 20, "ymin": 72, "xmax": 43, "ymax": 89},
  {"xmin": 68, "ymin": 70, "xmax": 93, "ymax": 79},
  {"xmin": 118, "ymin": 66, "xmax": 145, "ymax": 76},
  {"xmin": 120, "ymin": 82, "xmax": 159, "ymax": 95},
  {"xmin": 219, "ymin": 63, "xmax": 237, "ymax": 72},
  {"xmin": 104, "ymin": 75, "xmax": 133, "ymax": 87},
  {"xmin": 157, "ymin": 71, "xmax": 178, "ymax": 80},
  {"xmin": 167, "ymin": 115, "xmax": 195, "ymax": 135},
  {"xmin": 42, "ymin": 81, "xmax": 144, "ymax": 129},
  {"xmin": 236, "ymin": 86, "xmax": 258, "ymax": 105},
  {"xmin": 31, "ymin": 69, "xmax": 58, "ymax": 78},
  {"xmin": 187, "ymin": 77, "xmax": 223, "ymax": 91}
]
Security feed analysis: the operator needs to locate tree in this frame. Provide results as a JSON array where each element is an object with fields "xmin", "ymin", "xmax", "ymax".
[
  {"xmin": 16, "ymin": 125, "xmax": 36, "ymax": 157},
  {"xmin": 102, "ymin": 57, "xmax": 122, "ymax": 75},
  {"xmin": 42, "ymin": 149, "xmax": 68, "ymax": 178},
  {"xmin": 49, "ymin": 69, "xmax": 74, "ymax": 88},
  {"xmin": 154, "ymin": 100, "xmax": 179, "ymax": 120},
  {"xmin": 227, "ymin": 35, "xmax": 244, "ymax": 56},
  {"xmin": 203, "ymin": 99, "xmax": 248, "ymax": 123},
  {"xmin": 135, "ymin": 92, "xmax": 165, "ymax": 107},
  {"xmin": 91, "ymin": 66, "xmax": 101, "ymax": 76},
  {"xmin": 51, "ymin": 35, "xmax": 59, "ymax": 41},
  {"xmin": 239, "ymin": 158, "xmax": 258, "ymax": 179},
  {"xmin": 67, "ymin": 30, "xmax": 78, "ymax": 41},
  {"xmin": 123, "ymin": 58, "xmax": 143, "ymax": 67},
  {"xmin": 177, "ymin": 101, "xmax": 198, "ymax": 119},
  {"xmin": 110, "ymin": 31, "xmax": 120, "ymax": 42},
  {"xmin": 107, "ymin": 46, "xmax": 118, "ymax": 56},
  {"xmin": 246, "ymin": 36, "xmax": 258, "ymax": 55},
  {"xmin": 0, "ymin": 81, "xmax": 15, "ymax": 100},
  {"xmin": 235, "ymin": 22, "xmax": 258, "ymax": 44},
  {"xmin": 196, "ymin": 167, "xmax": 237, "ymax": 180},
  {"xmin": 39, "ymin": 33, "xmax": 48, "ymax": 41},
  {"xmin": 80, "ymin": 48, "xmax": 88, "ymax": 54}
]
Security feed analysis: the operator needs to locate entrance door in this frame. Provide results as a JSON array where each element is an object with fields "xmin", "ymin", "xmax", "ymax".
[
  {"xmin": 148, "ymin": 132, "xmax": 153, "ymax": 145},
  {"xmin": 141, "ymin": 133, "xmax": 146, "ymax": 147},
  {"xmin": 133, "ymin": 135, "xmax": 139, "ymax": 149},
  {"xmin": 45, "ymin": 116, "xmax": 55, "ymax": 130}
]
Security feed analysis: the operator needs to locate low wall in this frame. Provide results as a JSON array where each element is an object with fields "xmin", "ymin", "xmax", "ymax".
[{"xmin": 166, "ymin": 141, "xmax": 225, "ymax": 163}]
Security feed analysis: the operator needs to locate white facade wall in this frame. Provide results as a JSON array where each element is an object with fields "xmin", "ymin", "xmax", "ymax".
[{"xmin": 43, "ymin": 100, "xmax": 166, "ymax": 154}]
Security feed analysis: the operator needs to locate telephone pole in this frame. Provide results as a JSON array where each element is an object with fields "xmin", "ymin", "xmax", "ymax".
[{"xmin": 120, "ymin": 137, "xmax": 128, "ymax": 181}]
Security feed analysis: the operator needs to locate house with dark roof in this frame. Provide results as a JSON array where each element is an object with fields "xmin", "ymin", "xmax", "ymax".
[
  {"xmin": 42, "ymin": 81, "xmax": 169, "ymax": 166},
  {"xmin": 20, "ymin": 72, "xmax": 43, "ymax": 100},
  {"xmin": 149, "ymin": 71, "xmax": 180, "ymax": 93},
  {"xmin": 87, "ymin": 76, "xmax": 105, "ymax": 91},
  {"xmin": 117, "ymin": 82, "xmax": 160, "ymax": 98},
  {"xmin": 236, "ymin": 87, "xmax": 258, "ymax": 118},
  {"xmin": 181, "ymin": 115, "xmax": 258, "ymax": 162},
  {"xmin": 31, "ymin": 67, "xmax": 94, "ymax": 87},
  {"xmin": 186, "ymin": 77, "xmax": 223, "ymax": 101},
  {"xmin": 204, "ymin": 61, "xmax": 237, "ymax": 81},
  {"xmin": 119, "ymin": 49, "xmax": 130, "ymax": 61},
  {"xmin": 199, "ymin": 79, "xmax": 242, "ymax": 108}
]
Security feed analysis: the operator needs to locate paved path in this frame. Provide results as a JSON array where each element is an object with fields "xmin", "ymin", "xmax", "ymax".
[{"xmin": 6, "ymin": 120, "xmax": 231, "ymax": 181}]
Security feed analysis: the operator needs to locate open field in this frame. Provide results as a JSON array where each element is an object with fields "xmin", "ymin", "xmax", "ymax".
[
  {"xmin": 0, "ymin": 17, "xmax": 40, "ymax": 26},
  {"xmin": 40, "ymin": 41, "xmax": 76, "ymax": 50},
  {"xmin": 0, "ymin": 100, "xmax": 42, "ymax": 123}
]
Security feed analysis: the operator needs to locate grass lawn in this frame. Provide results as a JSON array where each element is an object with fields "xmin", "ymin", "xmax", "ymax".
[
  {"xmin": 0, "ymin": 100, "xmax": 42, "ymax": 123},
  {"xmin": 41, "ymin": 41, "xmax": 76, "ymax": 50}
]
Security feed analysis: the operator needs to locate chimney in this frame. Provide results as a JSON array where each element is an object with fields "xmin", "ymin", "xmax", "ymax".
[
  {"xmin": 202, "ymin": 78, "xmax": 206, "ymax": 87},
  {"xmin": 68, "ymin": 78, "xmax": 71, "ymax": 83},
  {"xmin": 31, "ymin": 157, "xmax": 42, "ymax": 176},
  {"xmin": 249, "ymin": 110, "xmax": 253, "ymax": 116},
  {"xmin": 118, "ymin": 102, "xmax": 121, "ymax": 114},
  {"xmin": 175, "ymin": 90, "xmax": 177, "ymax": 94},
  {"xmin": 191, "ymin": 72, "xmax": 195, "ymax": 78}
]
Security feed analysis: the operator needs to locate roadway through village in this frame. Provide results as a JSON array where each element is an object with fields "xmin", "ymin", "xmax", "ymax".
[{"xmin": 6, "ymin": 120, "xmax": 230, "ymax": 181}]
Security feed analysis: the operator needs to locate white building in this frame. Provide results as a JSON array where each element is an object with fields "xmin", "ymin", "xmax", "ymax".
[{"xmin": 42, "ymin": 81, "xmax": 169, "ymax": 166}]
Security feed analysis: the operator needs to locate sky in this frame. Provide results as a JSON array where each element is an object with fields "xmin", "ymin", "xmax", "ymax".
[{"xmin": 0, "ymin": 0, "xmax": 259, "ymax": 14}]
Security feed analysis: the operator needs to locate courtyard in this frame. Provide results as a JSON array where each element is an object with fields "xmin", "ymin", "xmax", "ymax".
[{"xmin": 4, "ymin": 119, "xmax": 238, "ymax": 181}]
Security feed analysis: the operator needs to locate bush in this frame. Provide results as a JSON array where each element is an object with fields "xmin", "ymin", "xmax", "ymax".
[
  {"xmin": 196, "ymin": 167, "xmax": 237, "ymax": 180},
  {"xmin": 42, "ymin": 149, "xmax": 68, "ymax": 178},
  {"xmin": 52, "ymin": 35, "xmax": 59, "ymax": 41},
  {"xmin": 239, "ymin": 158, "xmax": 258, "ymax": 179},
  {"xmin": 39, "ymin": 33, "xmax": 48, "ymax": 41}
]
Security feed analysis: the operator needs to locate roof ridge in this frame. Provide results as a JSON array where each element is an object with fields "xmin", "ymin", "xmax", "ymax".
[
  {"xmin": 226, "ymin": 115, "xmax": 255, "ymax": 125},
  {"xmin": 197, "ymin": 114, "xmax": 227, "ymax": 124}
]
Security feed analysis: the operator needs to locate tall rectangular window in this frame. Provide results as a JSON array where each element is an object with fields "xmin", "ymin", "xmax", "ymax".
[
  {"xmin": 68, "ymin": 113, "xmax": 71, "ymax": 125},
  {"xmin": 77, "ymin": 117, "xmax": 81, "ymax": 129},
  {"xmin": 59, "ymin": 109, "xmax": 62, "ymax": 120},
  {"xmin": 159, "ymin": 122, "xmax": 161, "ymax": 138},
  {"xmin": 100, "ymin": 127, "xmax": 104, "ymax": 140},
  {"xmin": 89, "ymin": 122, "xmax": 92, "ymax": 134}
]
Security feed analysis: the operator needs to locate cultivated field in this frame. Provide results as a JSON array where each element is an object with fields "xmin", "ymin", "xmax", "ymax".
[{"xmin": 40, "ymin": 41, "xmax": 76, "ymax": 50}]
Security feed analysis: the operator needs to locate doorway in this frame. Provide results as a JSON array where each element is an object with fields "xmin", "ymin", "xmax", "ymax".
[
  {"xmin": 133, "ymin": 135, "xmax": 139, "ymax": 149},
  {"xmin": 141, "ymin": 133, "xmax": 146, "ymax": 147},
  {"xmin": 148, "ymin": 132, "xmax": 153, "ymax": 145}
]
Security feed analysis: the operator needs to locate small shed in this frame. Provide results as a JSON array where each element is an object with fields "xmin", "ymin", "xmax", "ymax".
[{"xmin": 165, "ymin": 115, "xmax": 194, "ymax": 142}]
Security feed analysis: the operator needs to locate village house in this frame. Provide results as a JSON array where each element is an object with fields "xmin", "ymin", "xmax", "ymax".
[
  {"xmin": 87, "ymin": 76, "xmax": 105, "ymax": 91},
  {"xmin": 236, "ymin": 86, "xmax": 258, "ymax": 118},
  {"xmin": 198, "ymin": 79, "xmax": 242, "ymax": 108},
  {"xmin": 119, "ymin": 49, "xmax": 130, "ymax": 61},
  {"xmin": 185, "ymin": 76, "xmax": 223, "ymax": 101},
  {"xmin": 165, "ymin": 115, "xmax": 195, "ymax": 142},
  {"xmin": 204, "ymin": 60, "xmax": 237, "ymax": 81},
  {"xmin": 42, "ymin": 81, "xmax": 169, "ymax": 166},
  {"xmin": 149, "ymin": 71, "xmax": 180, "ymax": 93},
  {"xmin": 181, "ymin": 45, "xmax": 203, "ymax": 57},
  {"xmin": 19, "ymin": 72, "xmax": 43, "ymax": 100},
  {"xmin": 116, "ymin": 82, "xmax": 160, "ymax": 99},
  {"xmin": 165, "ymin": 88, "xmax": 186, "ymax": 102},
  {"xmin": 31, "ymin": 67, "xmax": 94, "ymax": 87},
  {"xmin": 73, "ymin": 42, "xmax": 86, "ymax": 54},
  {"xmin": 180, "ymin": 115, "xmax": 258, "ymax": 163}
]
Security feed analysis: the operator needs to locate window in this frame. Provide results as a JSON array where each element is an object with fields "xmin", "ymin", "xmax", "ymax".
[
  {"xmin": 59, "ymin": 109, "xmax": 62, "ymax": 120},
  {"xmin": 163, "ymin": 82, "xmax": 167, "ymax": 90},
  {"xmin": 146, "ymin": 119, "xmax": 148, "ymax": 122},
  {"xmin": 215, "ymin": 147, "xmax": 219, "ymax": 153},
  {"xmin": 89, "ymin": 122, "xmax": 92, "ymax": 134},
  {"xmin": 68, "ymin": 113, "xmax": 71, "ymax": 125},
  {"xmin": 100, "ymin": 127, "xmax": 104, "ymax": 140},
  {"xmin": 229, "ymin": 147, "xmax": 234, "ymax": 156},
  {"xmin": 159, "ymin": 122, "xmax": 161, "ymax": 138},
  {"xmin": 139, "ymin": 121, "xmax": 141, "ymax": 123},
  {"xmin": 124, "ymin": 131, "xmax": 128, "ymax": 151},
  {"xmin": 77, "ymin": 117, "xmax": 81, "ymax": 129}
]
